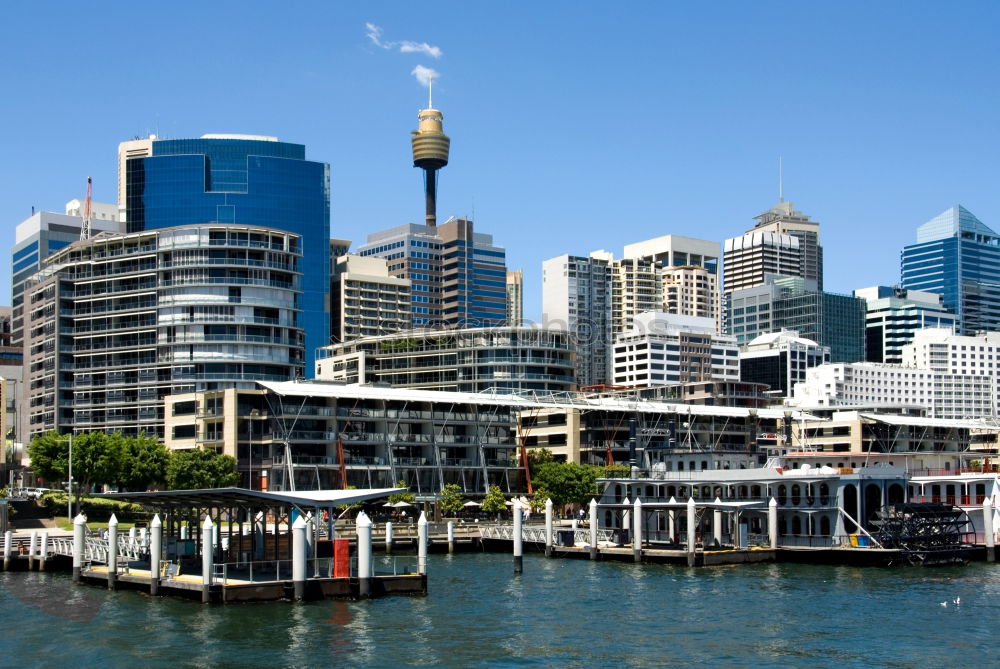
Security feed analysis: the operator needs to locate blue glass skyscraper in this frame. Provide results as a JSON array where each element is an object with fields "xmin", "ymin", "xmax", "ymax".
[
  {"xmin": 900, "ymin": 206, "xmax": 1000, "ymax": 335},
  {"xmin": 119, "ymin": 134, "xmax": 330, "ymax": 370}
]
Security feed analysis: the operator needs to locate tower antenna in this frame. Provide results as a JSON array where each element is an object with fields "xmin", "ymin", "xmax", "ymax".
[
  {"xmin": 411, "ymin": 80, "xmax": 450, "ymax": 227},
  {"xmin": 80, "ymin": 176, "xmax": 93, "ymax": 240}
]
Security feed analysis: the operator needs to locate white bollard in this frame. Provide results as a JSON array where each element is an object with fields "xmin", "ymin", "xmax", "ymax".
[
  {"xmin": 150, "ymin": 514, "xmax": 162, "ymax": 596},
  {"xmin": 686, "ymin": 497, "xmax": 697, "ymax": 567},
  {"xmin": 385, "ymin": 521, "xmax": 394, "ymax": 554},
  {"xmin": 768, "ymin": 497, "xmax": 779, "ymax": 550},
  {"xmin": 633, "ymin": 498, "xmax": 642, "ymax": 563},
  {"xmin": 589, "ymin": 498, "xmax": 599, "ymax": 560},
  {"xmin": 447, "ymin": 520, "xmax": 455, "ymax": 554},
  {"xmin": 622, "ymin": 497, "xmax": 630, "ymax": 547},
  {"xmin": 73, "ymin": 514, "xmax": 87, "ymax": 582},
  {"xmin": 984, "ymin": 498, "xmax": 996, "ymax": 562},
  {"xmin": 107, "ymin": 514, "xmax": 119, "ymax": 590},
  {"xmin": 201, "ymin": 516, "xmax": 214, "ymax": 604},
  {"xmin": 292, "ymin": 515, "xmax": 308, "ymax": 601},
  {"xmin": 355, "ymin": 511, "xmax": 372, "ymax": 598},
  {"xmin": 38, "ymin": 531, "xmax": 49, "ymax": 571},
  {"xmin": 417, "ymin": 512, "xmax": 428, "ymax": 576},
  {"xmin": 513, "ymin": 501, "xmax": 523, "ymax": 574},
  {"xmin": 28, "ymin": 531, "xmax": 37, "ymax": 570},
  {"xmin": 3, "ymin": 529, "xmax": 12, "ymax": 570},
  {"xmin": 713, "ymin": 498, "xmax": 723, "ymax": 548},
  {"xmin": 544, "ymin": 498, "xmax": 553, "ymax": 558},
  {"xmin": 139, "ymin": 527, "xmax": 148, "ymax": 552}
]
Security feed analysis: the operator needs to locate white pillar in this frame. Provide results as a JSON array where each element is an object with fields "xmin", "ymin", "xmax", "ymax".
[
  {"xmin": 3, "ymin": 529, "xmax": 12, "ymax": 570},
  {"xmin": 633, "ymin": 498, "xmax": 643, "ymax": 563},
  {"xmin": 544, "ymin": 498, "xmax": 553, "ymax": 557},
  {"xmin": 385, "ymin": 521, "xmax": 394, "ymax": 554},
  {"xmin": 686, "ymin": 497, "xmax": 697, "ymax": 567},
  {"xmin": 107, "ymin": 514, "xmax": 119, "ymax": 590},
  {"xmin": 622, "ymin": 497, "xmax": 631, "ymax": 545},
  {"xmin": 139, "ymin": 527, "xmax": 148, "ymax": 552},
  {"xmin": 713, "ymin": 498, "xmax": 723, "ymax": 547},
  {"xmin": 984, "ymin": 498, "xmax": 996, "ymax": 562},
  {"xmin": 417, "ymin": 511, "xmax": 428, "ymax": 575},
  {"xmin": 292, "ymin": 515, "xmax": 308, "ymax": 601},
  {"xmin": 38, "ymin": 531, "xmax": 49, "ymax": 571},
  {"xmin": 28, "ymin": 531, "xmax": 37, "ymax": 570},
  {"xmin": 129, "ymin": 526, "xmax": 137, "ymax": 544},
  {"xmin": 589, "ymin": 498, "xmax": 599, "ymax": 560},
  {"xmin": 355, "ymin": 511, "xmax": 372, "ymax": 598},
  {"xmin": 447, "ymin": 520, "xmax": 455, "ymax": 554},
  {"xmin": 201, "ymin": 516, "xmax": 214, "ymax": 604},
  {"xmin": 180, "ymin": 525, "xmax": 189, "ymax": 541},
  {"xmin": 513, "ymin": 500, "xmax": 523, "ymax": 574},
  {"xmin": 668, "ymin": 496, "xmax": 677, "ymax": 544},
  {"xmin": 72, "ymin": 514, "xmax": 87, "ymax": 582},
  {"xmin": 768, "ymin": 497, "xmax": 779, "ymax": 550},
  {"xmin": 150, "ymin": 514, "xmax": 162, "ymax": 596}
]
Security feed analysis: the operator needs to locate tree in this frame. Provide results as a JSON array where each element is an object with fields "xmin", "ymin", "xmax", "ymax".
[
  {"xmin": 117, "ymin": 434, "xmax": 170, "ymax": 491},
  {"xmin": 526, "ymin": 448, "xmax": 554, "ymax": 474},
  {"xmin": 28, "ymin": 430, "xmax": 126, "ymax": 512},
  {"xmin": 529, "ymin": 486, "xmax": 550, "ymax": 513},
  {"xmin": 166, "ymin": 448, "xmax": 238, "ymax": 490},
  {"xmin": 438, "ymin": 483, "xmax": 464, "ymax": 515},
  {"xmin": 481, "ymin": 484, "xmax": 507, "ymax": 513},
  {"xmin": 388, "ymin": 480, "xmax": 416, "ymax": 504},
  {"xmin": 531, "ymin": 461, "xmax": 598, "ymax": 508}
]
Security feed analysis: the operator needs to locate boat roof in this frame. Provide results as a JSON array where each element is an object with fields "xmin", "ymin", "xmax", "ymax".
[{"xmin": 99, "ymin": 487, "xmax": 402, "ymax": 510}]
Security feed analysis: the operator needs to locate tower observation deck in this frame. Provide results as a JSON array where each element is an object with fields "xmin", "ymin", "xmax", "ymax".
[{"xmin": 410, "ymin": 82, "xmax": 450, "ymax": 227}]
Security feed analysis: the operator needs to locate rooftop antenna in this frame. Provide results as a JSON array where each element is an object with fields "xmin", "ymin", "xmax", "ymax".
[
  {"xmin": 80, "ymin": 176, "xmax": 93, "ymax": 241},
  {"xmin": 778, "ymin": 157, "xmax": 784, "ymax": 203},
  {"xmin": 428, "ymin": 74, "xmax": 434, "ymax": 108}
]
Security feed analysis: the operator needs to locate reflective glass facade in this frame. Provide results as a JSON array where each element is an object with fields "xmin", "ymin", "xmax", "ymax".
[
  {"xmin": 124, "ymin": 138, "xmax": 330, "ymax": 370},
  {"xmin": 900, "ymin": 206, "xmax": 1000, "ymax": 335}
]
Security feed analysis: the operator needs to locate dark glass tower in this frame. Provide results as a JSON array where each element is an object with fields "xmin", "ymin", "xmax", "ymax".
[{"xmin": 120, "ymin": 135, "xmax": 330, "ymax": 371}]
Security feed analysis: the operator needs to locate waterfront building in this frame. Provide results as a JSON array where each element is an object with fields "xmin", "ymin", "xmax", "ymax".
[
  {"xmin": 900, "ymin": 205, "xmax": 1000, "ymax": 335},
  {"xmin": 739, "ymin": 330, "xmax": 830, "ymax": 397},
  {"xmin": 315, "ymin": 326, "xmax": 575, "ymax": 394},
  {"xmin": 357, "ymin": 218, "xmax": 508, "ymax": 329},
  {"xmin": 727, "ymin": 276, "xmax": 866, "ymax": 362},
  {"xmin": 118, "ymin": 134, "xmax": 329, "ymax": 371},
  {"xmin": 330, "ymin": 255, "xmax": 411, "ymax": 343},
  {"xmin": 854, "ymin": 285, "xmax": 956, "ymax": 364},
  {"xmin": 748, "ymin": 200, "xmax": 823, "ymax": 290},
  {"xmin": 600, "ymin": 380, "xmax": 772, "ymax": 408},
  {"xmin": 506, "ymin": 270, "xmax": 523, "ymax": 326},
  {"xmin": 0, "ymin": 306, "xmax": 22, "ymax": 477},
  {"xmin": 542, "ymin": 251, "xmax": 613, "ymax": 388},
  {"xmin": 21, "ymin": 224, "xmax": 304, "ymax": 440},
  {"xmin": 164, "ymin": 381, "xmax": 524, "ymax": 494},
  {"xmin": 612, "ymin": 313, "xmax": 739, "ymax": 389},
  {"xmin": 11, "ymin": 201, "xmax": 122, "ymax": 348}
]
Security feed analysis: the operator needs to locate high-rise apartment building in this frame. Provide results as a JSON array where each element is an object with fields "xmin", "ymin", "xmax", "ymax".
[
  {"xmin": 900, "ymin": 206, "xmax": 1000, "ymax": 335},
  {"xmin": 506, "ymin": 270, "xmax": 523, "ymax": 327},
  {"xmin": 11, "ymin": 202, "xmax": 122, "ymax": 347},
  {"xmin": 331, "ymin": 255, "xmax": 412, "ymax": 343},
  {"xmin": 542, "ymin": 252, "xmax": 613, "ymax": 388},
  {"xmin": 748, "ymin": 201, "xmax": 823, "ymax": 290},
  {"xmin": 610, "ymin": 257, "xmax": 661, "ymax": 337},
  {"xmin": 118, "ymin": 134, "xmax": 329, "ymax": 370},
  {"xmin": 662, "ymin": 265, "xmax": 719, "ymax": 323},
  {"xmin": 358, "ymin": 218, "xmax": 507, "ymax": 329},
  {"xmin": 854, "ymin": 285, "xmax": 956, "ymax": 364},
  {"xmin": 21, "ymin": 224, "xmax": 304, "ymax": 441}
]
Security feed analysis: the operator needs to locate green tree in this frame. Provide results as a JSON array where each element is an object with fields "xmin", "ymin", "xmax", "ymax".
[
  {"xmin": 388, "ymin": 480, "xmax": 416, "ymax": 504},
  {"xmin": 529, "ymin": 486, "xmax": 550, "ymax": 513},
  {"xmin": 481, "ymin": 484, "xmax": 507, "ymax": 513},
  {"xmin": 166, "ymin": 448, "xmax": 238, "ymax": 490},
  {"xmin": 526, "ymin": 448, "xmax": 554, "ymax": 474},
  {"xmin": 117, "ymin": 434, "xmax": 170, "ymax": 491},
  {"xmin": 599, "ymin": 464, "xmax": 631, "ymax": 479},
  {"xmin": 28, "ymin": 431, "xmax": 126, "ymax": 512},
  {"xmin": 438, "ymin": 483, "xmax": 464, "ymax": 515},
  {"xmin": 531, "ymin": 461, "xmax": 598, "ymax": 508}
]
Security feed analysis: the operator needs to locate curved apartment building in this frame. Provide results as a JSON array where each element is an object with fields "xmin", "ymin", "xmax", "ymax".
[{"xmin": 23, "ymin": 224, "xmax": 304, "ymax": 440}]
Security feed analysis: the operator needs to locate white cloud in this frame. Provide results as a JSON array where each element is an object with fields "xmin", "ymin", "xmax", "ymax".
[
  {"xmin": 365, "ymin": 22, "xmax": 442, "ymax": 59},
  {"xmin": 411, "ymin": 65, "xmax": 439, "ymax": 88}
]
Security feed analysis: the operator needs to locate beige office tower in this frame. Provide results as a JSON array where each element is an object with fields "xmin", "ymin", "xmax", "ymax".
[
  {"xmin": 331, "ymin": 255, "xmax": 413, "ymax": 343},
  {"xmin": 749, "ymin": 200, "xmax": 823, "ymax": 290},
  {"xmin": 610, "ymin": 257, "xmax": 662, "ymax": 337},
  {"xmin": 662, "ymin": 265, "xmax": 719, "ymax": 324},
  {"xmin": 506, "ymin": 270, "xmax": 523, "ymax": 326}
]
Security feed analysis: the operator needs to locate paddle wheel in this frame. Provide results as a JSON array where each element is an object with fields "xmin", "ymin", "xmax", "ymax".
[{"xmin": 870, "ymin": 503, "xmax": 977, "ymax": 566}]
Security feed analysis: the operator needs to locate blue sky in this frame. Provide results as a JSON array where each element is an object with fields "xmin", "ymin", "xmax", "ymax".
[{"xmin": 3, "ymin": 2, "xmax": 999, "ymax": 322}]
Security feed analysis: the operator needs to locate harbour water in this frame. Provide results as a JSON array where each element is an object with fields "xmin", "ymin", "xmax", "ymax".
[{"xmin": 1, "ymin": 552, "xmax": 997, "ymax": 668}]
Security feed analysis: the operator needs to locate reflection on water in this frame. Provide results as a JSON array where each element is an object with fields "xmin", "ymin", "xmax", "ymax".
[{"xmin": 1, "ymin": 556, "xmax": 998, "ymax": 667}]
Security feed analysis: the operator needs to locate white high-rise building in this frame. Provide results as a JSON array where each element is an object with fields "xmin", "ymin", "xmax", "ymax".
[
  {"xmin": 662, "ymin": 265, "xmax": 719, "ymax": 324},
  {"xmin": 854, "ymin": 286, "xmax": 956, "ymax": 364},
  {"xmin": 331, "ymin": 255, "xmax": 412, "ymax": 343}
]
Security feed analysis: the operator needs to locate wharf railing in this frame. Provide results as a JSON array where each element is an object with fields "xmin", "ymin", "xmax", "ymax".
[
  {"xmin": 208, "ymin": 554, "xmax": 417, "ymax": 585},
  {"xmin": 480, "ymin": 524, "xmax": 614, "ymax": 545}
]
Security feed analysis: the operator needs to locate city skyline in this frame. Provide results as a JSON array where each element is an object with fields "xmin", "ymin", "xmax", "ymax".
[{"xmin": 4, "ymin": 3, "xmax": 1000, "ymax": 324}]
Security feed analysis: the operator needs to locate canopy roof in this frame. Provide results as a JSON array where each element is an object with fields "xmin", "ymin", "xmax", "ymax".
[{"xmin": 99, "ymin": 487, "xmax": 402, "ymax": 511}]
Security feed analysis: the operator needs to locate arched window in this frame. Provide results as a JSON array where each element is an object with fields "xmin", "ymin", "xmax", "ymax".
[
  {"xmin": 614, "ymin": 485, "xmax": 623, "ymax": 502},
  {"xmin": 751, "ymin": 485, "xmax": 762, "ymax": 499},
  {"xmin": 820, "ymin": 516, "xmax": 831, "ymax": 536},
  {"xmin": 819, "ymin": 483, "xmax": 830, "ymax": 505},
  {"xmin": 777, "ymin": 485, "xmax": 787, "ymax": 505},
  {"xmin": 791, "ymin": 485, "xmax": 801, "ymax": 505},
  {"xmin": 778, "ymin": 518, "xmax": 787, "ymax": 535},
  {"xmin": 791, "ymin": 516, "xmax": 802, "ymax": 535}
]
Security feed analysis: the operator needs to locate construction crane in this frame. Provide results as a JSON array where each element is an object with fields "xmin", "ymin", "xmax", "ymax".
[{"xmin": 80, "ymin": 176, "xmax": 92, "ymax": 240}]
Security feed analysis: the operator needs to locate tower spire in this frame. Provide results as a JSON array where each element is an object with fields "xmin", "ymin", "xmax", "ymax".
[{"xmin": 428, "ymin": 75, "xmax": 434, "ymax": 109}]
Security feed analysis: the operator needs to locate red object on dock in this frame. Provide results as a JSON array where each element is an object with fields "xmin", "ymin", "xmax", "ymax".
[{"xmin": 333, "ymin": 539, "xmax": 350, "ymax": 578}]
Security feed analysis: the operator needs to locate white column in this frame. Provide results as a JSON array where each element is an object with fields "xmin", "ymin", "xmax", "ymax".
[
  {"xmin": 38, "ymin": 531, "xmax": 49, "ymax": 571},
  {"xmin": 984, "ymin": 497, "xmax": 996, "ymax": 562},
  {"xmin": 201, "ymin": 516, "xmax": 214, "ymax": 604},
  {"xmin": 713, "ymin": 498, "xmax": 723, "ymax": 547},
  {"xmin": 622, "ymin": 497, "xmax": 631, "ymax": 545},
  {"xmin": 356, "ymin": 511, "xmax": 373, "ymax": 598},
  {"xmin": 633, "ymin": 498, "xmax": 643, "ymax": 563},
  {"xmin": 513, "ymin": 500, "xmax": 524, "ymax": 574},
  {"xmin": 417, "ymin": 511, "xmax": 428, "ymax": 575},
  {"xmin": 589, "ymin": 498, "xmax": 599, "ymax": 560},
  {"xmin": 72, "ymin": 514, "xmax": 87, "ymax": 582},
  {"xmin": 385, "ymin": 521, "xmax": 394, "ymax": 554},
  {"xmin": 668, "ymin": 496, "xmax": 677, "ymax": 543},
  {"xmin": 107, "ymin": 514, "xmax": 119, "ymax": 590},
  {"xmin": 150, "ymin": 514, "xmax": 162, "ymax": 596},
  {"xmin": 447, "ymin": 520, "xmax": 455, "ymax": 554},
  {"xmin": 768, "ymin": 497, "xmax": 779, "ymax": 550},
  {"xmin": 686, "ymin": 497, "xmax": 697, "ymax": 567},
  {"xmin": 3, "ymin": 529, "xmax": 12, "ymax": 570},
  {"xmin": 292, "ymin": 515, "xmax": 308, "ymax": 601},
  {"xmin": 544, "ymin": 498, "xmax": 553, "ymax": 557},
  {"xmin": 139, "ymin": 527, "xmax": 148, "ymax": 552},
  {"xmin": 28, "ymin": 531, "xmax": 37, "ymax": 570}
]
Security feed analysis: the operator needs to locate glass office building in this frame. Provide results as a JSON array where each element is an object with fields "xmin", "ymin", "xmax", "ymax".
[
  {"xmin": 120, "ymin": 135, "xmax": 330, "ymax": 370},
  {"xmin": 900, "ymin": 206, "xmax": 1000, "ymax": 335}
]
